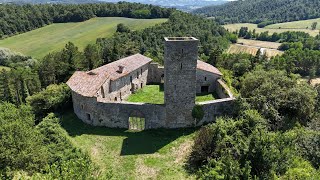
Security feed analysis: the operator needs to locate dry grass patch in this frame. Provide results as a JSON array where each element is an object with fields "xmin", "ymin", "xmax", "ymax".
[{"xmin": 237, "ymin": 39, "xmax": 281, "ymax": 49}]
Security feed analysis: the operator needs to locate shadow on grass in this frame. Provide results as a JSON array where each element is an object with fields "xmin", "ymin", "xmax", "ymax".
[{"xmin": 60, "ymin": 111, "xmax": 197, "ymax": 156}]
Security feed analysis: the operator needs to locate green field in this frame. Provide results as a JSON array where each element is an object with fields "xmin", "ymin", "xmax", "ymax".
[
  {"xmin": 266, "ymin": 18, "xmax": 320, "ymax": 30},
  {"xmin": 0, "ymin": 17, "xmax": 167, "ymax": 59},
  {"xmin": 126, "ymin": 85, "xmax": 217, "ymax": 104},
  {"xmin": 61, "ymin": 111, "xmax": 197, "ymax": 179},
  {"xmin": 224, "ymin": 22, "xmax": 320, "ymax": 37}
]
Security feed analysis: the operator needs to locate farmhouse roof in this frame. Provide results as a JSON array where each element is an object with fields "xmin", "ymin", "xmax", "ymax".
[
  {"xmin": 197, "ymin": 60, "xmax": 222, "ymax": 76},
  {"xmin": 67, "ymin": 54, "xmax": 152, "ymax": 97}
]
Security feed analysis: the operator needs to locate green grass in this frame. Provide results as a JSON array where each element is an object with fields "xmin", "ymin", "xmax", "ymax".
[
  {"xmin": 195, "ymin": 93, "xmax": 216, "ymax": 102},
  {"xmin": 224, "ymin": 22, "xmax": 320, "ymax": 37},
  {"xmin": 0, "ymin": 66, "xmax": 10, "ymax": 71},
  {"xmin": 0, "ymin": 17, "xmax": 167, "ymax": 59},
  {"xmin": 126, "ymin": 85, "xmax": 217, "ymax": 104},
  {"xmin": 127, "ymin": 85, "xmax": 165, "ymax": 104},
  {"xmin": 61, "ymin": 111, "xmax": 197, "ymax": 179},
  {"xmin": 266, "ymin": 18, "xmax": 320, "ymax": 30}
]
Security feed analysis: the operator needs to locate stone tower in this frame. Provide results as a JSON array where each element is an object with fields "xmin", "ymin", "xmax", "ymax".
[{"xmin": 164, "ymin": 37, "xmax": 199, "ymax": 127}]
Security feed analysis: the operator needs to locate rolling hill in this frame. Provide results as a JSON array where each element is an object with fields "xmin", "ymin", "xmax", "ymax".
[
  {"xmin": 193, "ymin": 0, "xmax": 320, "ymax": 25},
  {"xmin": 0, "ymin": 17, "xmax": 167, "ymax": 59}
]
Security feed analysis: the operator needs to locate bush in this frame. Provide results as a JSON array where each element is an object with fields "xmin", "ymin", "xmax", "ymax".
[{"xmin": 192, "ymin": 105, "xmax": 204, "ymax": 124}]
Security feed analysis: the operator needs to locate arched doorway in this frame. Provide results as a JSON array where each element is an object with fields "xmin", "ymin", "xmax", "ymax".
[{"xmin": 128, "ymin": 110, "xmax": 145, "ymax": 131}]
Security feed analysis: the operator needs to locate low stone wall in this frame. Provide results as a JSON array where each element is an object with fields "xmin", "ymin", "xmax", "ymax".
[
  {"xmin": 72, "ymin": 92, "xmax": 166, "ymax": 129},
  {"xmin": 216, "ymin": 79, "xmax": 234, "ymax": 99},
  {"xmin": 197, "ymin": 98, "xmax": 235, "ymax": 125}
]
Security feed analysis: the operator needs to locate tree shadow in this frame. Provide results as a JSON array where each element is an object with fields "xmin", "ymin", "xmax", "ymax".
[{"xmin": 60, "ymin": 111, "xmax": 196, "ymax": 156}]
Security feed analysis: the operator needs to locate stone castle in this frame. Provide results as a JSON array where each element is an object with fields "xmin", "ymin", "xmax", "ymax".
[{"xmin": 67, "ymin": 37, "xmax": 234, "ymax": 129}]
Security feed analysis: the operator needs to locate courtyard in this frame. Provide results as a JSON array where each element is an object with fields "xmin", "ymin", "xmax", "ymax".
[{"xmin": 126, "ymin": 84, "xmax": 218, "ymax": 104}]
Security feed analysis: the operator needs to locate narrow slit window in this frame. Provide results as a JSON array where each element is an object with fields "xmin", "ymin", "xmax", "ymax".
[
  {"xmin": 180, "ymin": 63, "xmax": 182, "ymax": 70},
  {"xmin": 181, "ymin": 49, "xmax": 184, "ymax": 53},
  {"xmin": 205, "ymin": 77, "xmax": 207, "ymax": 81}
]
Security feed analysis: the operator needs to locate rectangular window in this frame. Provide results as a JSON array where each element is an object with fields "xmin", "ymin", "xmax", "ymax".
[{"xmin": 86, "ymin": 113, "xmax": 91, "ymax": 121}]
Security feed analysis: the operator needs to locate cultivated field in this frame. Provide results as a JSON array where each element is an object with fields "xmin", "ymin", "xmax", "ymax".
[
  {"xmin": 61, "ymin": 112, "xmax": 197, "ymax": 179},
  {"xmin": 224, "ymin": 23, "xmax": 320, "ymax": 37},
  {"xmin": 227, "ymin": 44, "xmax": 283, "ymax": 58},
  {"xmin": 0, "ymin": 17, "xmax": 167, "ymax": 59},
  {"xmin": 237, "ymin": 39, "xmax": 282, "ymax": 49}
]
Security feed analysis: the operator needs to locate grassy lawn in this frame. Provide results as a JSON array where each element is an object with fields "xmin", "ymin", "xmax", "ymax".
[
  {"xmin": 195, "ymin": 92, "xmax": 217, "ymax": 102},
  {"xmin": 126, "ymin": 85, "xmax": 217, "ymax": 104},
  {"xmin": 0, "ymin": 17, "xmax": 167, "ymax": 59},
  {"xmin": 61, "ymin": 111, "xmax": 197, "ymax": 179},
  {"xmin": 224, "ymin": 23, "xmax": 320, "ymax": 37}
]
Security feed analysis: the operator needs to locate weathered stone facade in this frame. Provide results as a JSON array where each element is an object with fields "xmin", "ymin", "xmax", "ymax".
[{"xmin": 67, "ymin": 37, "xmax": 235, "ymax": 129}]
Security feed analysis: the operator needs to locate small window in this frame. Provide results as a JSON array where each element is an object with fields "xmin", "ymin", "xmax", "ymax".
[
  {"xmin": 115, "ymin": 97, "xmax": 117, "ymax": 101},
  {"xmin": 130, "ymin": 76, "xmax": 132, "ymax": 82},
  {"xmin": 101, "ymin": 86, "xmax": 105, "ymax": 98},
  {"xmin": 86, "ymin": 113, "xmax": 91, "ymax": 121},
  {"xmin": 180, "ymin": 63, "xmax": 183, "ymax": 70},
  {"xmin": 81, "ymin": 105, "xmax": 84, "ymax": 110},
  {"xmin": 141, "ymin": 83, "xmax": 143, "ymax": 88},
  {"xmin": 205, "ymin": 77, "xmax": 207, "ymax": 81},
  {"xmin": 137, "ymin": 71, "xmax": 139, "ymax": 78},
  {"xmin": 174, "ymin": 85, "xmax": 176, "ymax": 90},
  {"xmin": 181, "ymin": 49, "xmax": 184, "ymax": 53},
  {"xmin": 141, "ymin": 68, "xmax": 143, "ymax": 75}
]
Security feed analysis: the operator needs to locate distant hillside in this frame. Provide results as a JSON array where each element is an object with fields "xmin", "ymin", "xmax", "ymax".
[
  {"xmin": 193, "ymin": 0, "xmax": 320, "ymax": 25},
  {"xmin": 0, "ymin": 0, "xmax": 99, "ymax": 3}
]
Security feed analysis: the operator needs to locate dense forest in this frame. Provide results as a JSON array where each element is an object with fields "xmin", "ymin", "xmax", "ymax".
[
  {"xmin": 0, "ymin": 2, "xmax": 174, "ymax": 38},
  {"xmin": 193, "ymin": 0, "xmax": 320, "ymax": 26}
]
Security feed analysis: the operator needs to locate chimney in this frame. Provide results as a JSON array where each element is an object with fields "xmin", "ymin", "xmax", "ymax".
[{"xmin": 117, "ymin": 65, "xmax": 125, "ymax": 73}]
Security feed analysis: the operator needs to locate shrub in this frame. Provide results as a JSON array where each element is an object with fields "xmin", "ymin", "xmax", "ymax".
[{"xmin": 192, "ymin": 105, "xmax": 204, "ymax": 124}]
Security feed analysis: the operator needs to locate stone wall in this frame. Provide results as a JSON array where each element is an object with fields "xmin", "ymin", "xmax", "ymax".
[
  {"xmin": 216, "ymin": 79, "xmax": 234, "ymax": 99},
  {"xmin": 73, "ymin": 90, "xmax": 235, "ymax": 129},
  {"xmin": 72, "ymin": 91, "xmax": 166, "ymax": 129},
  {"xmin": 147, "ymin": 63, "xmax": 164, "ymax": 84},
  {"xmin": 198, "ymin": 98, "xmax": 235, "ymax": 125},
  {"xmin": 97, "ymin": 63, "xmax": 149, "ymax": 102},
  {"xmin": 196, "ymin": 70, "xmax": 221, "ymax": 94}
]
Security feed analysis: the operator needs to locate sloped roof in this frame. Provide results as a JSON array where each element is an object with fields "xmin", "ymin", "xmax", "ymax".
[
  {"xmin": 67, "ymin": 54, "xmax": 152, "ymax": 97},
  {"xmin": 197, "ymin": 60, "xmax": 222, "ymax": 76},
  {"xmin": 67, "ymin": 54, "xmax": 222, "ymax": 97}
]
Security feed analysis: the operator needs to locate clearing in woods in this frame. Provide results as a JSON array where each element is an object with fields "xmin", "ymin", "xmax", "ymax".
[
  {"xmin": 0, "ymin": 17, "xmax": 167, "ymax": 59},
  {"xmin": 224, "ymin": 22, "xmax": 320, "ymax": 37},
  {"xmin": 61, "ymin": 112, "xmax": 197, "ymax": 179}
]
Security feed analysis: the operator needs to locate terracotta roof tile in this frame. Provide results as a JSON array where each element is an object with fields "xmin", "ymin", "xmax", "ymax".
[
  {"xmin": 67, "ymin": 54, "xmax": 152, "ymax": 97},
  {"xmin": 197, "ymin": 60, "xmax": 222, "ymax": 76}
]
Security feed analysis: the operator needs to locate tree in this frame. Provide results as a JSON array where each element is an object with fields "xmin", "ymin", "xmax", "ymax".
[
  {"xmin": 26, "ymin": 83, "xmax": 71, "ymax": 117},
  {"xmin": 312, "ymin": 22, "xmax": 318, "ymax": 30},
  {"xmin": 83, "ymin": 44, "xmax": 103, "ymax": 70},
  {"xmin": 240, "ymin": 69, "xmax": 317, "ymax": 130},
  {"xmin": 116, "ymin": 23, "xmax": 130, "ymax": 33}
]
